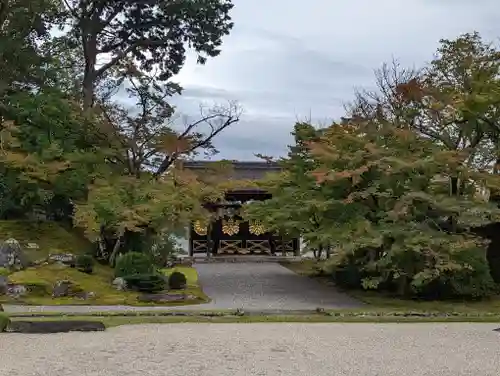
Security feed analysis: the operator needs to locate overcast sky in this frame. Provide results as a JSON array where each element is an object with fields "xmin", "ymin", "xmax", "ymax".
[{"xmin": 170, "ymin": 0, "xmax": 500, "ymax": 161}]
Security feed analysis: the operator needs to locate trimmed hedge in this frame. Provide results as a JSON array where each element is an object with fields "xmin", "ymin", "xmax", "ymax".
[
  {"xmin": 115, "ymin": 252, "xmax": 154, "ymax": 278},
  {"xmin": 122, "ymin": 274, "xmax": 166, "ymax": 293},
  {"xmin": 168, "ymin": 271, "xmax": 187, "ymax": 290},
  {"xmin": 75, "ymin": 254, "xmax": 94, "ymax": 274}
]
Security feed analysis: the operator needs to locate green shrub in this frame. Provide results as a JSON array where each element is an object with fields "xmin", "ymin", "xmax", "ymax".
[
  {"xmin": 168, "ymin": 271, "xmax": 187, "ymax": 290},
  {"xmin": 122, "ymin": 274, "xmax": 166, "ymax": 292},
  {"xmin": 114, "ymin": 252, "xmax": 154, "ymax": 278},
  {"xmin": 415, "ymin": 246, "xmax": 497, "ymax": 299},
  {"xmin": 0, "ymin": 267, "xmax": 10, "ymax": 277},
  {"xmin": 330, "ymin": 240, "xmax": 497, "ymax": 300},
  {"xmin": 0, "ymin": 313, "xmax": 10, "ymax": 332},
  {"xmin": 75, "ymin": 254, "xmax": 94, "ymax": 274}
]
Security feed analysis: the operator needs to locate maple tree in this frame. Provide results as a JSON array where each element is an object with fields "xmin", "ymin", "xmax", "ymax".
[
  {"xmin": 349, "ymin": 33, "xmax": 500, "ymax": 182},
  {"xmin": 310, "ymin": 120, "xmax": 500, "ymax": 297},
  {"xmin": 247, "ymin": 117, "xmax": 500, "ymax": 297},
  {"xmin": 73, "ymin": 161, "xmax": 246, "ymax": 264},
  {"xmin": 242, "ymin": 123, "xmax": 333, "ymax": 259}
]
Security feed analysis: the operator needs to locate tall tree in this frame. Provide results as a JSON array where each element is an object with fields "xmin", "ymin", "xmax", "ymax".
[
  {"xmin": 0, "ymin": 0, "xmax": 60, "ymax": 90},
  {"xmin": 60, "ymin": 0, "xmax": 234, "ymax": 108},
  {"xmin": 0, "ymin": 0, "xmax": 102, "ymax": 220}
]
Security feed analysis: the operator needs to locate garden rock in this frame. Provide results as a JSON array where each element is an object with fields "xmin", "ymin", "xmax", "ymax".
[
  {"xmin": 7, "ymin": 320, "xmax": 106, "ymax": 333},
  {"xmin": 52, "ymin": 261, "xmax": 69, "ymax": 269},
  {"xmin": 74, "ymin": 291, "xmax": 96, "ymax": 300},
  {"xmin": 180, "ymin": 258, "xmax": 193, "ymax": 267},
  {"xmin": 0, "ymin": 276, "xmax": 7, "ymax": 294},
  {"xmin": 6, "ymin": 284, "xmax": 27, "ymax": 298},
  {"xmin": 112, "ymin": 277, "xmax": 127, "ymax": 291},
  {"xmin": 26, "ymin": 242, "xmax": 40, "ymax": 250},
  {"xmin": 48, "ymin": 253, "xmax": 76, "ymax": 265},
  {"xmin": 52, "ymin": 280, "xmax": 79, "ymax": 298},
  {"xmin": 0, "ymin": 238, "xmax": 27, "ymax": 270},
  {"xmin": 137, "ymin": 292, "xmax": 197, "ymax": 303}
]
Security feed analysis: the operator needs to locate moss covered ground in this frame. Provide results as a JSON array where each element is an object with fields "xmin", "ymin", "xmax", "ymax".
[
  {"xmin": 0, "ymin": 220, "xmax": 91, "ymax": 260},
  {"xmin": 0, "ymin": 221, "xmax": 209, "ymax": 306}
]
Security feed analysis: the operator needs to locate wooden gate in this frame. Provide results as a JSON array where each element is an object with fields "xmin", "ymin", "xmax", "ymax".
[
  {"xmin": 215, "ymin": 217, "xmax": 272, "ymax": 255},
  {"xmin": 189, "ymin": 218, "xmax": 299, "ymax": 256}
]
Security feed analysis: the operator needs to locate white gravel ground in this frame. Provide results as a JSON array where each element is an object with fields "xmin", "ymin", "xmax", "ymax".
[{"xmin": 1, "ymin": 323, "xmax": 499, "ymax": 376}]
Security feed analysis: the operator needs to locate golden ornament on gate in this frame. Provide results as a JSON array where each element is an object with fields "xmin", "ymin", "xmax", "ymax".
[
  {"xmin": 249, "ymin": 220, "xmax": 266, "ymax": 235},
  {"xmin": 193, "ymin": 220, "xmax": 207, "ymax": 235},
  {"xmin": 222, "ymin": 218, "xmax": 239, "ymax": 235}
]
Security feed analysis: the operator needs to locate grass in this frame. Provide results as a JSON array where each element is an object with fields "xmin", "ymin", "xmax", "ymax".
[
  {"xmin": 0, "ymin": 220, "xmax": 209, "ymax": 306},
  {"xmin": 1, "ymin": 264, "xmax": 209, "ymax": 306},
  {"xmin": 0, "ymin": 220, "xmax": 92, "ymax": 260},
  {"xmin": 2, "ymin": 263, "xmax": 138, "ymax": 305},
  {"xmin": 160, "ymin": 266, "xmax": 209, "ymax": 304},
  {"xmin": 281, "ymin": 260, "xmax": 500, "ymax": 314},
  {"xmin": 7, "ymin": 313, "xmax": 500, "ymax": 329}
]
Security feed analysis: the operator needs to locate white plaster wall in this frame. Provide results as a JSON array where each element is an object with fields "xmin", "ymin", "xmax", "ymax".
[{"xmin": 173, "ymin": 226, "xmax": 190, "ymax": 255}]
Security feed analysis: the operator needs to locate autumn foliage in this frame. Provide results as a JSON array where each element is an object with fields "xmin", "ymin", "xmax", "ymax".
[{"xmin": 245, "ymin": 32, "xmax": 500, "ymax": 298}]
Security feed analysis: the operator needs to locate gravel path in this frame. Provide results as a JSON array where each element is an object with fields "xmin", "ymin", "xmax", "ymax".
[
  {"xmin": 193, "ymin": 263, "xmax": 362, "ymax": 310},
  {"xmin": 2, "ymin": 323, "xmax": 499, "ymax": 376},
  {"xmin": 4, "ymin": 263, "xmax": 361, "ymax": 313}
]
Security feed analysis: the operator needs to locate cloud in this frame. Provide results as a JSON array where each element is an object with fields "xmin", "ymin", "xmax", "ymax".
[{"xmin": 169, "ymin": 0, "xmax": 500, "ymax": 160}]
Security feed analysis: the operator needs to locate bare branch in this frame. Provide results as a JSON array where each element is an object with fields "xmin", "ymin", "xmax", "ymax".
[{"xmin": 153, "ymin": 101, "xmax": 242, "ymax": 177}]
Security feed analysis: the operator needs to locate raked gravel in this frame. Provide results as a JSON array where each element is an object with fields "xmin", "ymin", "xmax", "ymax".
[{"xmin": 1, "ymin": 323, "xmax": 500, "ymax": 376}]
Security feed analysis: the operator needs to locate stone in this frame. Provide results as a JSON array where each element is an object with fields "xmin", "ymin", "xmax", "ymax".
[
  {"xmin": 6, "ymin": 284, "xmax": 27, "ymax": 298},
  {"xmin": 26, "ymin": 243, "xmax": 40, "ymax": 250},
  {"xmin": 0, "ymin": 238, "xmax": 27, "ymax": 270},
  {"xmin": 137, "ymin": 292, "xmax": 197, "ymax": 303},
  {"xmin": 7, "ymin": 320, "xmax": 106, "ymax": 333},
  {"xmin": 112, "ymin": 277, "xmax": 127, "ymax": 291},
  {"xmin": 74, "ymin": 291, "xmax": 96, "ymax": 300},
  {"xmin": 48, "ymin": 253, "xmax": 76, "ymax": 265},
  {"xmin": 0, "ymin": 276, "xmax": 7, "ymax": 294},
  {"xmin": 235, "ymin": 308, "xmax": 245, "ymax": 316},
  {"xmin": 52, "ymin": 261, "xmax": 69, "ymax": 269},
  {"xmin": 180, "ymin": 258, "xmax": 193, "ymax": 267},
  {"xmin": 32, "ymin": 258, "xmax": 47, "ymax": 266},
  {"xmin": 52, "ymin": 280, "xmax": 81, "ymax": 298}
]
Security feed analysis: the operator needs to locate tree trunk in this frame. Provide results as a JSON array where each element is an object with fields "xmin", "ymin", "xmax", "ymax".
[
  {"xmin": 397, "ymin": 276, "xmax": 408, "ymax": 296},
  {"xmin": 82, "ymin": 74, "xmax": 95, "ymax": 109},
  {"xmin": 314, "ymin": 245, "xmax": 324, "ymax": 260},
  {"xmin": 206, "ymin": 221, "xmax": 213, "ymax": 258},
  {"xmin": 109, "ymin": 229, "xmax": 125, "ymax": 266},
  {"xmin": 82, "ymin": 38, "xmax": 97, "ymax": 109}
]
